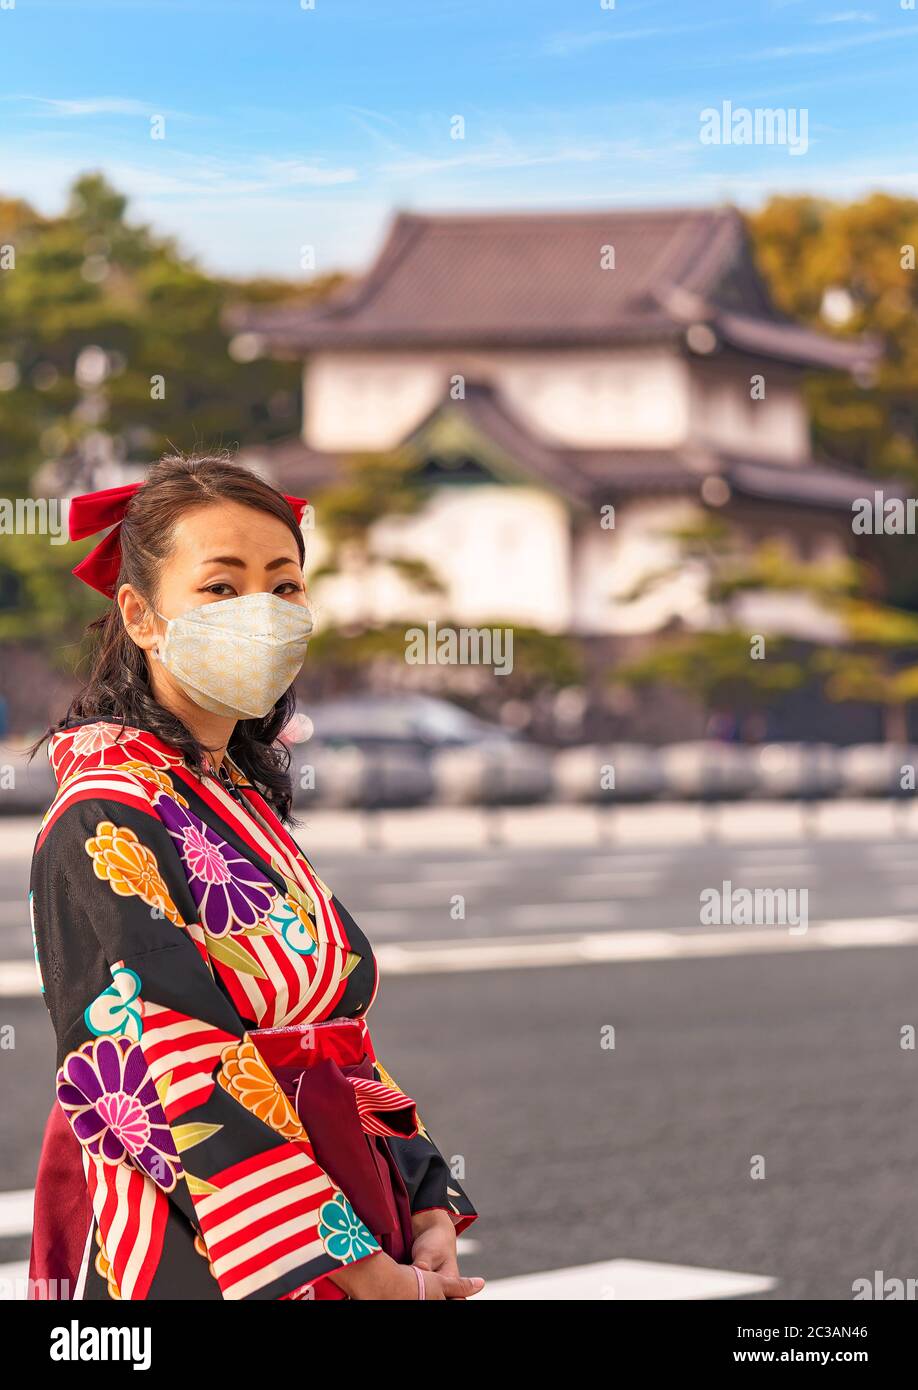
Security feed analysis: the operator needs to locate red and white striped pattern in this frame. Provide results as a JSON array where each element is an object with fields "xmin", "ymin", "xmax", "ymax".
[
  {"xmin": 37, "ymin": 769, "xmax": 159, "ymax": 852},
  {"xmin": 348, "ymin": 1074, "xmax": 418, "ymax": 1138},
  {"xmin": 192, "ymin": 1145, "xmax": 342, "ymax": 1300},
  {"xmin": 140, "ymin": 1000, "xmax": 238, "ymax": 1121},
  {"xmin": 85, "ymin": 1151, "xmax": 168, "ymax": 1300},
  {"xmin": 207, "ymin": 919, "xmax": 348, "ymax": 1030},
  {"xmin": 243, "ymin": 784, "xmax": 351, "ymax": 948},
  {"xmin": 183, "ymin": 766, "xmax": 349, "ymax": 950}
]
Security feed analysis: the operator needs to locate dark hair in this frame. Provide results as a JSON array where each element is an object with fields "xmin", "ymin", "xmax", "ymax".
[{"xmin": 37, "ymin": 452, "xmax": 307, "ymax": 822}]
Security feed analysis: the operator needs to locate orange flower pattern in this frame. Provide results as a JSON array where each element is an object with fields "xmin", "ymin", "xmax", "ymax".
[
  {"xmin": 85, "ymin": 821, "xmax": 184, "ymax": 926},
  {"xmin": 218, "ymin": 1037, "xmax": 306, "ymax": 1141}
]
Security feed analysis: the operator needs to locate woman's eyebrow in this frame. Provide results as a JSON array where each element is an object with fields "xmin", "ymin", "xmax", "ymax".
[{"xmin": 198, "ymin": 554, "xmax": 298, "ymax": 571}]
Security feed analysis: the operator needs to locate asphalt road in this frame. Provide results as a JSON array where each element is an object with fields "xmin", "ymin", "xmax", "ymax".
[{"xmin": 2, "ymin": 824, "xmax": 918, "ymax": 1299}]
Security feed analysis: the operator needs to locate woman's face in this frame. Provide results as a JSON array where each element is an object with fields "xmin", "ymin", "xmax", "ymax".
[
  {"xmin": 155, "ymin": 499, "xmax": 307, "ymax": 616},
  {"xmin": 121, "ymin": 498, "xmax": 307, "ymax": 655}
]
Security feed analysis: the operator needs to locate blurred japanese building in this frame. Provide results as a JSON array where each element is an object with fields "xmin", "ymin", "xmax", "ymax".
[{"xmin": 233, "ymin": 206, "xmax": 881, "ymax": 648}]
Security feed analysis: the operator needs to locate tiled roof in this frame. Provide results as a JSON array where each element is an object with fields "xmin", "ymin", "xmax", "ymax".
[
  {"xmin": 405, "ymin": 379, "xmax": 595, "ymax": 502},
  {"xmin": 727, "ymin": 457, "xmax": 890, "ymax": 508},
  {"xmin": 712, "ymin": 308, "xmax": 877, "ymax": 374},
  {"xmin": 231, "ymin": 207, "xmax": 878, "ymax": 372}
]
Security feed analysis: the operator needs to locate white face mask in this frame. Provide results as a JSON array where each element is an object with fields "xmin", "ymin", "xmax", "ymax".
[{"xmin": 152, "ymin": 592, "xmax": 313, "ymax": 720}]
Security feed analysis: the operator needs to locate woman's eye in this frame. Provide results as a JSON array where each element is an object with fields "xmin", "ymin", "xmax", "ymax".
[
  {"xmin": 274, "ymin": 581, "xmax": 303, "ymax": 595},
  {"xmin": 204, "ymin": 583, "xmax": 236, "ymax": 596}
]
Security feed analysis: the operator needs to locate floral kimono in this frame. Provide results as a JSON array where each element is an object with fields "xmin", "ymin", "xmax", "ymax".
[{"xmin": 28, "ymin": 718, "xmax": 476, "ymax": 1300}]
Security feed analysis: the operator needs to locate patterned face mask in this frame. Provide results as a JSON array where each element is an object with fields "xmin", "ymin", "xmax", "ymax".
[{"xmin": 152, "ymin": 592, "xmax": 314, "ymax": 720}]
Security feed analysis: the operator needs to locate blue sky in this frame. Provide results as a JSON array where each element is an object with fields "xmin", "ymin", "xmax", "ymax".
[{"xmin": 0, "ymin": 0, "xmax": 916, "ymax": 277}]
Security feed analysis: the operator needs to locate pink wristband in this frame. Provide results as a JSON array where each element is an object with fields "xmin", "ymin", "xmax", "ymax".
[{"xmin": 412, "ymin": 1264, "xmax": 426, "ymax": 1301}]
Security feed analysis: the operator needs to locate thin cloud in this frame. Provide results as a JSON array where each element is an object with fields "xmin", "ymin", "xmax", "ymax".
[
  {"xmin": 542, "ymin": 20, "xmax": 732, "ymax": 59},
  {"xmin": 341, "ymin": 107, "xmax": 410, "ymax": 158},
  {"xmin": 10, "ymin": 96, "xmax": 159, "ymax": 118},
  {"xmin": 342, "ymin": 106, "xmax": 402, "ymax": 131},
  {"xmin": 375, "ymin": 131, "xmax": 687, "ymax": 180},
  {"xmin": 757, "ymin": 24, "xmax": 918, "ymax": 59},
  {"xmin": 815, "ymin": 10, "xmax": 877, "ymax": 22},
  {"xmin": 379, "ymin": 145, "xmax": 606, "ymax": 178},
  {"xmin": 257, "ymin": 158, "xmax": 358, "ymax": 188},
  {"xmin": 0, "ymin": 144, "xmax": 360, "ymax": 204},
  {"xmin": 3, "ymin": 95, "xmax": 203, "ymax": 124}
]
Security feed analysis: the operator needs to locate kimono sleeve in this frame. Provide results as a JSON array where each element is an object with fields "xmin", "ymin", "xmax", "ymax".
[
  {"xmin": 373, "ymin": 1059, "xmax": 478, "ymax": 1235},
  {"xmin": 31, "ymin": 793, "xmax": 381, "ymax": 1301}
]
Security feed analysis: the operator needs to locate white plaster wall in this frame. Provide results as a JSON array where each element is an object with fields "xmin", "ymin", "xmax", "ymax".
[
  {"xmin": 572, "ymin": 498, "xmax": 711, "ymax": 636},
  {"xmin": 304, "ymin": 348, "xmax": 692, "ymax": 452},
  {"xmin": 303, "ymin": 485, "xmax": 838, "ymax": 641},
  {"xmin": 496, "ymin": 349, "xmax": 690, "ymax": 448},
  {"xmin": 687, "ymin": 365, "xmax": 810, "ymax": 461},
  {"xmin": 306, "ymin": 484, "xmax": 572, "ymax": 632}
]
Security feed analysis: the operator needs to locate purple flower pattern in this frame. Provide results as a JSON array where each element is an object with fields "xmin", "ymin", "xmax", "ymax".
[
  {"xmin": 56, "ymin": 1035, "xmax": 183, "ymax": 1191},
  {"xmin": 157, "ymin": 796, "xmax": 276, "ymax": 936}
]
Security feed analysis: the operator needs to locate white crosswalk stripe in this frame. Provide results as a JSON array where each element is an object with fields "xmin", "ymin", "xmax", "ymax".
[
  {"xmin": 480, "ymin": 1258, "xmax": 776, "ymax": 1300},
  {"xmin": 372, "ymin": 915, "xmax": 918, "ymax": 975},
  {"xmin": 0, "ymin": 1190, "xmax": 33, "ymax": 1237},
  {"xmin": 0, "ymin": 962, "xmax": 38, "ymax": 997},
  {"xmin": 0, "ymin": 1262, "xmax": 30, "ymax": 1300},
  {"xmin": 506, "ymin": 901, "xmax": 623, "ymax": 928}
]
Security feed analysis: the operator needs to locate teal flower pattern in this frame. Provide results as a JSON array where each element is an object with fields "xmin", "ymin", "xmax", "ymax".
[
  {"xmin": 266, "ymin": 896, "xmax": 318, "ymax": 956},
  {"xmin": 318, "ymin": 1192, "xmax": 379, "ymax": 1264},
  {"xmin": 84, "ymin": 966, "xmax": 143, "ymax": 1040}
]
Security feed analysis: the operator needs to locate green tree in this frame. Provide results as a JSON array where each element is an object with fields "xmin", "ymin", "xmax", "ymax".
[
  {"xmin": 0, "ymin": 172, "xmax": 345, "ymax": 648},
  {"xmin": 810, "ymin": 595, "xmax": 918, "ymax": 744},
  {"xmin": 612, "ymin": 517, "xmax": 809, "ymax": 736},
  {"xmin": 615, "ymin": 514, "xmax": 918, "ymax": 742},
  {"xmin": 0, "ymin": 171, "xmax": 346, "ymax": 494},
  {"xmin": 748, "ymin": 193, "xmax": 918, "ymax": 482}
]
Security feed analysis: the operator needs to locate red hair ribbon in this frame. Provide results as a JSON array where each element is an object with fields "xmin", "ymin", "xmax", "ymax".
[{"xmin": 69, "ymin": 481, "xmax": 309, "ymax": 598}]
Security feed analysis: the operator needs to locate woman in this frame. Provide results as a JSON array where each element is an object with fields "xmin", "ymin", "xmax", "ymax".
[{"xmin": 27, "ymin": 453, "xmax": 482, "ymax": 1301}]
